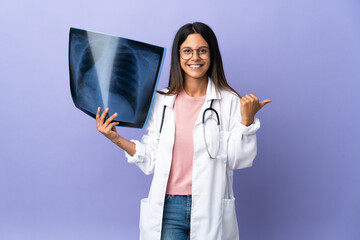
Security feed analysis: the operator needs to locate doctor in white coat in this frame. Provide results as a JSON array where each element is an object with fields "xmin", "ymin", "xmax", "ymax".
[{"xmin": 96, "ymin": 22, "xmax": 271, "ymax": 240}]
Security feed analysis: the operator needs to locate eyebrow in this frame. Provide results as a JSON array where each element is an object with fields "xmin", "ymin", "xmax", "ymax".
[{"xmin": 181, "ymin": 45, "xmax": 208, "ymax": 49}]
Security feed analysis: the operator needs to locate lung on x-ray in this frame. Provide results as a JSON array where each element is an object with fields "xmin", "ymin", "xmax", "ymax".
[{"xmin": 69, "ymin": 27, "xmax": 166, "ymax": 128}]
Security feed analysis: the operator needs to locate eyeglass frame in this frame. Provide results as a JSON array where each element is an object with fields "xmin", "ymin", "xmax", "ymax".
[{"xmin": 178, "ymin": 47, "xmax": 211, "ymax": 60}]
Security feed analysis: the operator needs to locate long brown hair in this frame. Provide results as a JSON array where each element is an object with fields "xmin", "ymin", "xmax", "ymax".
[{"xmin": 158, "ymin": 22, "xmax": 241, "ymax": 98}]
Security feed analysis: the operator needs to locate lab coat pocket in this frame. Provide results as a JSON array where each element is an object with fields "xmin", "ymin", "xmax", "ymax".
[{"xmin": 221, "ymin": 198, "xmax": 239, "ymax": 240}]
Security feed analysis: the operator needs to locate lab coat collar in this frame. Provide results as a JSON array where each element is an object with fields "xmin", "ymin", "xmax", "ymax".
[
  {"xmin": 161, "ymin": 92, "xmax": 176, "ymax": 107},
  {"xmin": 205, "ymin": 77, "xmax": 222, "ymax": 102},
  {"xmin": 161, "ymin": 77, "xmax": 221, "ymax": 107}
]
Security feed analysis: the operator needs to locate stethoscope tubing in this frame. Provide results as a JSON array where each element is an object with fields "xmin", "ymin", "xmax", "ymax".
[
  {"xmin": 202, "ymin": 99, "xmax": 220, "ymax": 159},
  {"xmin": 159, "ymin": 99, "xmax": 221, "ymax": 158}
]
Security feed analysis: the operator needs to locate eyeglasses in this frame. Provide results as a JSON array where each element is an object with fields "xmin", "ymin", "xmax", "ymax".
[{"xmin": 179, "ymin": 47, "xmax": 210, "ymax": 60}]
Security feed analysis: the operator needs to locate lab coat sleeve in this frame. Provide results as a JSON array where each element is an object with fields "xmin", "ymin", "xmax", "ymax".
[
  {"xmin": 227, "ymin": 96, "xmax": 261, "ymax": 170},
  {"xmin": 124, "ymin": 95, "xmax": 160, "ymax": 175}
]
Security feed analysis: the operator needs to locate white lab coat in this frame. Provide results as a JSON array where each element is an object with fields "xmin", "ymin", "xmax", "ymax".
[{"xmin": 125, "ymin": 78, "xmax": 260, "ymax": 240}]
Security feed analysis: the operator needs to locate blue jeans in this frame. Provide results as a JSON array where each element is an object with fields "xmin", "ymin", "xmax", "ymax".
[{"xmin": 161, "ymin": 194, "xmax": 192, "ymax": 240}]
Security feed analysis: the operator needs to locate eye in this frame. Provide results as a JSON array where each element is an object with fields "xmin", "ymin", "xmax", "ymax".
[
  {"xmin": 182, "ymin": 48, "xmax": 192, "ymax": 54},
  {"xmin": 199, "ymin": 48, "xmax": 208, "ymax": 53}
]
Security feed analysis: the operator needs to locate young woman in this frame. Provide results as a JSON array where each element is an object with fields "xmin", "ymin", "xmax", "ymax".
[{"xmin": 96, "ymin": 22, "xmax": 271, "ymax": 240}]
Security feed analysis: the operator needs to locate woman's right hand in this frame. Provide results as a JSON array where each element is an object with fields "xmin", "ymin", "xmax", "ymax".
[
  {"xmin": 96, "ymin": 107, "xmax": 136, "ymax": 156},
  {"xmin": 96, "ymin": 107, "xmax": 120, "ymax": 143}
]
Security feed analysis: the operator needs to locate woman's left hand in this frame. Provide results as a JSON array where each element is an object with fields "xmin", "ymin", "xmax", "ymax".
[{"xmin": 240, "ymin": 93, "xmax": 272, "ymax": 126}]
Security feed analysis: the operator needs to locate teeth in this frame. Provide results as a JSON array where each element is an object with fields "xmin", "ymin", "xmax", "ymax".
[{"xmin": 189, "ymin": 65, "xmax": 201, "ymax": 67}]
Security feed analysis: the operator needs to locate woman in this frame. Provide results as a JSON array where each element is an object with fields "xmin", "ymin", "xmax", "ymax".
[{"xmin": 96, "ymin": 22, "xmax": 271, "ymax": 240}]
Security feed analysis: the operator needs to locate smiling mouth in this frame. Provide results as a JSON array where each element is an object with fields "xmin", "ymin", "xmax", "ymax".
[{"xmin": 187, "ymin": 64, "xmax": 203, "ymax": 69}]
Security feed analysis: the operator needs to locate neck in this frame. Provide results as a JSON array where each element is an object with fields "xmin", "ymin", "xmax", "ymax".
[{"xmin": 183, "ymin": 76, "xmax": 207, "ymax": 97}]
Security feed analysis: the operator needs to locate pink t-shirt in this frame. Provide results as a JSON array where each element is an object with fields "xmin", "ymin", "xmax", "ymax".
[{"xmin": 166, "ymin": 89, "xmax": 206, "ymax": 195}]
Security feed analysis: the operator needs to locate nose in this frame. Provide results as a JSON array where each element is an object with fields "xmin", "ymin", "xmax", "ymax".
[{"xmin": 191, "ymin": 50, "xmax": 200, "ymax": 60}]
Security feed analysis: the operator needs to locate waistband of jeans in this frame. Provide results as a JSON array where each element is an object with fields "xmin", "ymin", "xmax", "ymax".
[{"xmin": 165, "ymin": 194, "xmax": 192, "ymax": 197}]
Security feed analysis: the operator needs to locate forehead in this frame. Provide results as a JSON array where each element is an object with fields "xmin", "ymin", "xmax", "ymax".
[{"xmin": 180, "ymin": 33, "xmax": 209, "ymax": 48}]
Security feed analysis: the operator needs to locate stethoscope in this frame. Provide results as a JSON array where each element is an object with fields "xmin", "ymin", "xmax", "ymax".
[
  {"xmin": 159, "ymin": 99, "xmax": 220, "ymax": 159},
  {"xmin": 202, "ymin": 99, "xmax": 220, "ymax": 158}
]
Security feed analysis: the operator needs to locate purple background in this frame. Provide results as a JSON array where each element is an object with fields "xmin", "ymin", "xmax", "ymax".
[{"xmin": 1, "ymin": 0, "xmax": 359, "ymax": 239}]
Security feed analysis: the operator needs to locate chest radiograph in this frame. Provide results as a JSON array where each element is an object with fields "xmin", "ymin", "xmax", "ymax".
[{"xmin": 69, "ymin": 28, "xmax": 165, "ymax": 128}]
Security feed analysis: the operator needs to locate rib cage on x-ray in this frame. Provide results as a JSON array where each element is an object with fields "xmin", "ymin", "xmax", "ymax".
[
  {"xmin": 69, "ymin": 27, "xmax": 165, "ymax": 128},
  {"xmin": 109, "ymin": 43, "xmax": 140, "ymax": 115},
  {"xmin": 108, "ymin": 41, "xmax": 161, "ymax": 122},
  {"xmin": 70, "ymin": 31, "xmax": 103, "ymax": 113}
]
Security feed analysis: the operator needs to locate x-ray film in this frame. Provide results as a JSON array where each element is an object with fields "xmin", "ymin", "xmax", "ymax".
[{"xmin": 69, "ymin": 27, "xmax": 166, "ymax": 128}]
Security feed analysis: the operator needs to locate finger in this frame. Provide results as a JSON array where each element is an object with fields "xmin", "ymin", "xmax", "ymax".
[
  {"xmin": 243, "ymin": 95, "xmax": 253, "ymax": 102},
  {"xmin": 260, "ymin": 99, "xmax": 272, "ymax": 108},
  {"xmin": 102, "ymin": 112, "xmax": 117, "ymax": 130},
  {"xmin": 241, "ymin": 98, "xmax": 249, "ymax": 104},
  {"xmin": 96, "ymin": 107, "xmax": 101, "ymax": 127},
  {"xmin": 106, "ymin": 121, "xmax": 119, "ymax": 131},
  {"xmin": 105, "ymin": 112, "xmax": 118, "ymax": 125},
  {"xmin": 246, "ymin": 94, "xmax": 257, "ymax": 102},
  {"xmin": 241, "ymin": 95, "xmax": 250, "ymax": 101},
  {"xmin": 249, "ymin": 93, "xmax": 259, "ymax": 102},
  {"xmin": 100, "ymin": 108, "xmax": 109, "ymax": 124},
  {"xmin": 96, "ymin": 107, "xmax": 101, "ymax": 119}
]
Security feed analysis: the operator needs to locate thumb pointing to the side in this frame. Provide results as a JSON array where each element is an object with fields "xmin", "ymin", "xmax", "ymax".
[{"xmin": 260, "ymin": 99, "xmax": 272, "ymax": 109}]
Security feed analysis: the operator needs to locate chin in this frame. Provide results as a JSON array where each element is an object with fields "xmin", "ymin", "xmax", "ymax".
[{"xmin": 184, "ymin": 72, "xmax": 207, "ymax": 80}]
